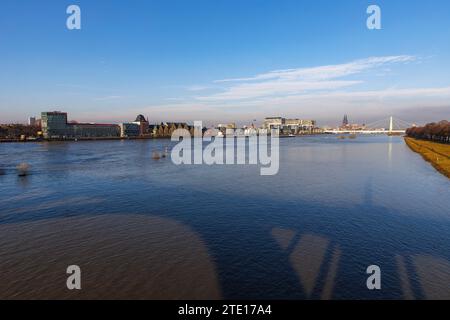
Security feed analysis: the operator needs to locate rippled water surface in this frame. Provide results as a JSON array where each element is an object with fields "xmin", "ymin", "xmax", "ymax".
[{"xmin": 0, "ymin": 136, "xmax": 449, "ymax": 299}]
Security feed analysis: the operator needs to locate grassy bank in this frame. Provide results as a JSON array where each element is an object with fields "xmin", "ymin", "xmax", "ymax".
[{"xmin": 405, "ymin": 137, "xmax": 450, "ymax": 179}]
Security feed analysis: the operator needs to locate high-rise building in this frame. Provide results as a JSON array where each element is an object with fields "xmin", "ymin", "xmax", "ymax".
[{"xmin": 28, "ymin": 117, "xmax": 36, "ymax": 126}]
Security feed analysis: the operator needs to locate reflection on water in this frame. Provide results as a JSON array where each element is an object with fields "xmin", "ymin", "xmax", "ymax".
[{"xmin": 0, "ymin": 136, "xmax": 449, "ymax": 299}]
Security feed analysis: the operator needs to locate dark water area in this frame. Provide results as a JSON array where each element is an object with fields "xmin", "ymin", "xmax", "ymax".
[{"xmin": 0, "ymin": 136, "xmax": 449, "ymax": 299}]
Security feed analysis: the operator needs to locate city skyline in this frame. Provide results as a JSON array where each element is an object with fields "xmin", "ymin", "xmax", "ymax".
[{"xmin": 1, "ymin": 0, "xmax": 450, "ymax": 126}]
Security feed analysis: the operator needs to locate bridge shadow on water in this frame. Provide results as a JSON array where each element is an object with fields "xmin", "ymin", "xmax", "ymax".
[
  {"xmin": 0, "ymin": 177, "xmax": 450, "ymax": 299},
  {"xmin": 181, "ymin": 178, "xmax": 450, "ymax": 300}
]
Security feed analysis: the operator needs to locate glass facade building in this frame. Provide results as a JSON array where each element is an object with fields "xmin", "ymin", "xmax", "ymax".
[{"xmin": 41, "ymin": 112, "xmax": 120, "ymax": 139}]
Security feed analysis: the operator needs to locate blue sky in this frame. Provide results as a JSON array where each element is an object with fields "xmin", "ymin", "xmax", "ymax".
[{"xmin": 0, "ymin": 0, "xmax": 449, "ymax": 126}]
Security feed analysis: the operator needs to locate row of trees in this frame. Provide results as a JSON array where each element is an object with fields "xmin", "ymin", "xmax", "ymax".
[
  {"xmin": 406, "ymin": 120, "xmax": 450, "ymax": 143},
  {"xmin": 0, "ymin": 124, "xmax": 41, "ymax": 140}
]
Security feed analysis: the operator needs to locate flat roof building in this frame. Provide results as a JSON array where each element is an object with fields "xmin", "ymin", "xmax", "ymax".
[{"xmin": 41, "ymin": 111, "xmax": 120, "ymax": 139}]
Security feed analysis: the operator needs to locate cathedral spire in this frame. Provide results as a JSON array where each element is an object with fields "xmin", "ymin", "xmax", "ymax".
[{"xmin": 343, "ymin": 114, "xmax": 349, "ymax": 126}]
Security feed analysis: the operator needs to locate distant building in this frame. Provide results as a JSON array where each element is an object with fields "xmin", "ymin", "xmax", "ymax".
[
  {"xmin": 284, "ymin": 119, "xmax": 316, "ymax": 133},
  {"xmin": 263, "ymin": 117, "xmax": 316, "ymax": 134},
  {"xmin": 203, "ymin": 128, "xmax": 220, "ymax": 137},
  {"xmin": 343, "ymin": 114, "xmax": 349, "ymax": 127},
  {"xmin": 41, "ymin": 111, "xmax": 120, "ymax": 139},
  {"xmin": 216, "ymin": 123, "xmax": 237, "ymax": 136},
  {"xmin": 243, "ymin": 127, "xmax": 258, "ymax": 136},
  {"xmin": 28, "ymin": 117, "xmax": 36, "ymax": 126},
  {"xmin": 217, "ymin": 123, "xmax": 236, "ymax": 130},
  {"xmin": 339, "ymin": 115, "xmax": 365, "ymax": 131},
  {"xmin": 119, "ymin": 123, "xmax": 140, "ymax": 137},
  {"xmin": 150, "ymin": 122, "xmax": 190, "ymax": 137},
  {"xmin": 71, "ymin": 123, "xmax": 121, "ymax": 138},
  {"xmin": 134, "ymin": 114, "xmax": 150, "ymax": 136},
  {"xmin": 41, "ymin": 112, "xmax": 69, "ymax": 138},
  {"xmin": 263, "ymin": 117, "xmax": 284, "ymax": 130}
]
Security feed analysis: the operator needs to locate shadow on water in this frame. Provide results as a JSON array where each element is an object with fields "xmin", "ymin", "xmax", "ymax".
[
  {"xmin": 0, "ymin": 177, "xmax": 449, "ymax": 300},
  {"xmin": 188, "ymin": 178, "xmax": 450, "ymax": 300}
]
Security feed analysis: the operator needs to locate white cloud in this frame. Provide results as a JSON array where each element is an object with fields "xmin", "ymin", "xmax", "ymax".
[
  {"xmin": 93, "ymin": 95, "xmax": 124, "ymax": 101},
  {"xmin": 202, "ymin": 55, "xmax": 416, "ymax": 102},
  {"xmin": 198, "ymin": 80, "xmax": 363, "ymax": 101},
  {"xmin": 185, "ymin": 85, "xmax": 211, "ymax": 92},
  {"xmin": 215, "ymin": 56, "xmax": 415, "ymax": 83},
  {"xmin": 79, "ymin": 55, "xmax": 449, "ymax": 125}
]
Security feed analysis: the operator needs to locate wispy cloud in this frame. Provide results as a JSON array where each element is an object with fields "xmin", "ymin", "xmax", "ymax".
[
  {"xmin": 198, "ymin": 80, "xmax": 363, "ymax": 101},
  {"xmin": 68, "ymin": 55, "xmax": 449, "ymax": 125},
  {"xmin": 93, "ymin": 95, "xmax": 125, "ymax": 101},
  {"xmin": 214, "ymin": 56, "xmax": 415, "ymax": 83},
  {"xmin": 185, "ymin": 85, "xmax": 211, "ymax": 92},
  {"xmin": 201, "ymin": 56, "xmax": 417, "ymax": 102}
]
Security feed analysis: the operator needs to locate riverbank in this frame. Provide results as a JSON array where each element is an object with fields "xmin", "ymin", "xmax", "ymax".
[
  {"xmin": 0, "ymin": 136, "xmax": 168, "ymax": 143},
  {"xmin": 405, "ymin": 137, "xmax": 450, "ymax": 178},
  {"xmin": 1, "ymin": 134, "xmax": 327, "ymax": 143}
]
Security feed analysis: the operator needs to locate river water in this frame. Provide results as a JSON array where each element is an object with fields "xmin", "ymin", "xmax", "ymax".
[{"xmin": 0, "ymin": 136, "xmax": 449, "ymax": 299}]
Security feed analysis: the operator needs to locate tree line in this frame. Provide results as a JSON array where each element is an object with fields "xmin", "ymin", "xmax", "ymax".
[
  {"xmin": 406, "ymin": 120, "xmax": 450, "ymax": 143},
  {"xmin": 0, "ymin": 124, "xmax": 41, "ymax": 140}
]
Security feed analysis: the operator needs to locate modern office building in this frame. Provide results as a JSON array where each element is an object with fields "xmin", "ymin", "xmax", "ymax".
[
  {"xmin": 263, "ymin": 117, "xmax": 316, "ymax": 134},
  {"xmin": 119, "ymin": 123, "xmax": 140, "ymax": 137},
  {"xmin": 284, "ymin": 119, "xmax": 316, "ymax": 132},
  {"xmin": 70, "ymin": 123, "xmax": 120, "ymax": 138},
  {"xmin": 41, "ymin": 111, "xmax": 120, "ymax": 139},
  {"xmin": 263, "ymin": 117, "xmax": 285, "ymax": 130},
  {"xmin": 41, "ymin": 112, "xmax": 70, "ymax": 138}
]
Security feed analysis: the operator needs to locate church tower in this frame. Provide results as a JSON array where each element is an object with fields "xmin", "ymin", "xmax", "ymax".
[{"xmin": 342, "ymin": 114, "xmax": 349, "ymax": 126}]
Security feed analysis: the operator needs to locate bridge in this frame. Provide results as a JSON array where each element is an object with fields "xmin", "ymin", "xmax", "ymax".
[{"xmin": 324, "ymin": 116, "xmax": 415, "ymax": 135}]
